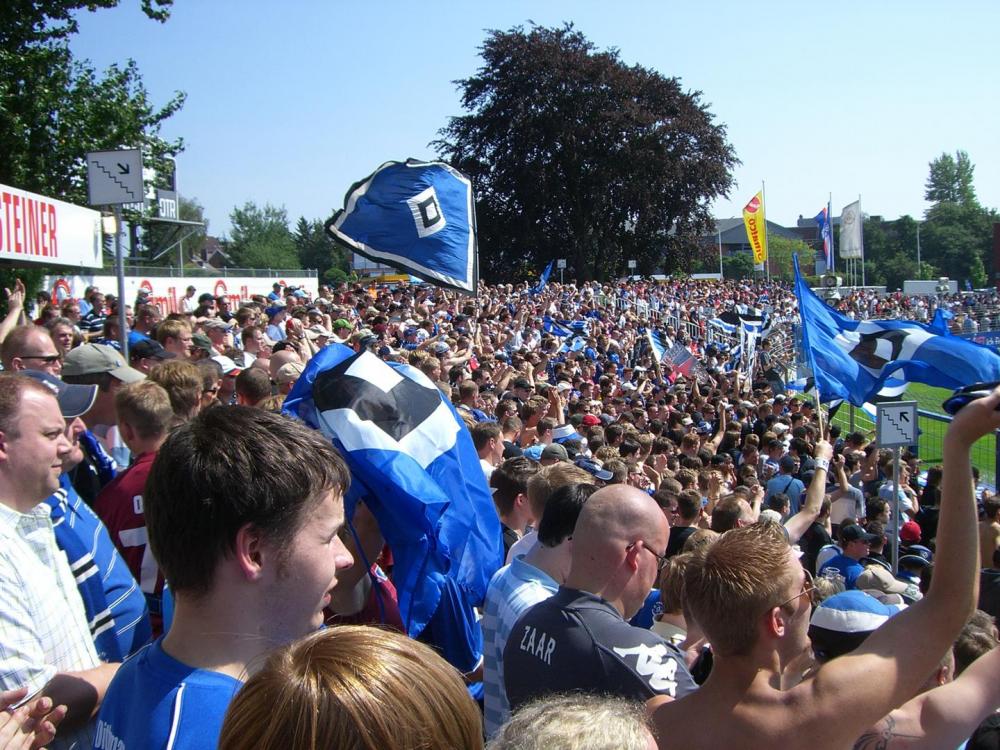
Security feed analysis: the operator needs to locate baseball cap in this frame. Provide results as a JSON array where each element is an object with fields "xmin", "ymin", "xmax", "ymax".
[
  {"xmin": 305, "ymin": 325, "xmax": 332, "ymax": 340},
  {"xmin": 581, "ymin": 414, "xmax": 601, "ymax": 427},
  {"xmin": 513, "ymin": 377, "xmax": 532, "ymax": 390},
  {"xmin": 808, "ymin": 590, "xmax": 905, "ymax": 662},
  {"xmin": 333, "ymin": 318, "xmax": 352, "ymax": 330},
  {"xmin": 841, "ymin": 524, "xmax": 881, "ymax": 545},
  {"xmin": 265, "ymin": 305, "xmax": 286, "ymax": 318},
  {"xmin": 21, "ymin": 370, "xmax": 98, "ymax": 419},
  {"xmin": 202, "ymin": 318, "xmax": 233, "ymax": 331},
  {"xmin": 574, "ymin": 457, "xmax": 613, "ymax": 482},
  {"xmin": 63, "ymin": 343, "xmax": 145, "ymax": 384},
  {"xmin": 855, "ymin": 565, "xmax": 917, "ymax": 599},
  {"xmin": 211, "ymin": 355, "xmax": 242, "ymax": 377},
  {"xmin": 541, "ymin": 444, "xmax": 569, "ymax": 462},
  {"xmin": 130, "ymin": 338, "xmax": 175, "ymax": 361},
  {"xmin": 779, "ymin": 454, "xmax": 799, "ymax": 472},
  {"xmin": 899, "ymin": 520, "xmax": 922, "ymax": 543},
  {"xmin": 191, "ymin": 333, "xmax": 214, "ymax": 354},
  {"xmin": 274, "ymin": 361, "xmax": 305, "ymax": 385}
]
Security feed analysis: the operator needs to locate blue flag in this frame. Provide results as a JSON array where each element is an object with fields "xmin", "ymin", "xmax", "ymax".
[
  {"xmin": 815, "ymin": 207, "xmax": 833, "ymax": 269},
  {"xmin": 530, "ymin": 261, "xmax": 554, "ymax": 294},
  {"xmin": 793, "ymin": 255, "xmax": 1000, "ymax": 405},
  {"xmin": 542, "ymin": 315, "xmax": 573, "ymax": 338},
  {"xmin": 283, "ymin": 344, "xmax": 503, "ymax": 672},
  {"xmin": 326, "ymin": 159, "xmax": 478, "ymax": 294}
]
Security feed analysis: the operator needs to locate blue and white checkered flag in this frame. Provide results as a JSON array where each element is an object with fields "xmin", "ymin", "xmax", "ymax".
[{"xmin": 326, "ymin": 159, "xmax": 478, "ymax": 294}]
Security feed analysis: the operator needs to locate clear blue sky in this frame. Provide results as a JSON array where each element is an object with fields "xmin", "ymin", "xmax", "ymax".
[{"xmin": 70, "ymin": 1, "xmax": 1000, "ymax": 239}]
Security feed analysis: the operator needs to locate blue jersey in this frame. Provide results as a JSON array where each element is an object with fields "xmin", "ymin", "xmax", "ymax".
[{"xmin": 94, "ymin": 639, "xmax": 242, "ymax": 750}]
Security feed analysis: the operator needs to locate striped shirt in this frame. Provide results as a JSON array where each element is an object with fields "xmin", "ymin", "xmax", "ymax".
[
  {"xmin": 0, "ymin": 501, "xmax": 101, "ymax": 749},
  {"xmin": 482, "ymin": 557, "xmax": 558, "ymax": 737}
]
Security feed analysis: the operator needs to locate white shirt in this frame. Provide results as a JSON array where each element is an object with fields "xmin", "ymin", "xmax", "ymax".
[{"xmin": 0, "ymin": 502, "xmax": 101, "ymax": 749}]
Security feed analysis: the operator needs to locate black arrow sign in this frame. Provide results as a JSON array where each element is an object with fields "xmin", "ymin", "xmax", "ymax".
[
  {"xmin": 117, "ymin": 163, "xmax": 130, "ymax": 175},
  {"xmin": 899, "ymin": 412, "xmax": 910, "ymax": 422}
]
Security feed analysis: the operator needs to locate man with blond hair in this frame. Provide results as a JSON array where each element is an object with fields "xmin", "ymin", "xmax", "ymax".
[
  {"xmin": 651, "ymin": 388, "xmax": 1000, "ymax": 749},
  {"xmin": 155, "ymin": 318, "xmax": 192, "ymax": 360},
  {"xmin": 95, "ymin": 381, "xmax": 174, "ymax": 636}
]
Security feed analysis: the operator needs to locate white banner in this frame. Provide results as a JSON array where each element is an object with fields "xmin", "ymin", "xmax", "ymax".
[
  {"xmin": 0, "ymin": 183, "xmax": 103, "ymax": 268},
  {"xmin": 44, "ymin": 274, "xmax": 317, "ymax": 315},
  {"xmin": 840, "ymin": 200, "xmax": 864, "ymax": 259}
]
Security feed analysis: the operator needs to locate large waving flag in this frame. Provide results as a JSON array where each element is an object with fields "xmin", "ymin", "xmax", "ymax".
[
  {"xmin": 648, "ymin": 329, "xmax": 709, "ymax": 383},
  {"xmin": 743, "ymin": 191, "xmax": 768, "ymax": 266},
  {"xmin": 530, "ymin": 260, "xmax": 554, "ymax": 294},
  {"xmin": 326, "ymin": 159, "xmax": 478, "ymax": 294},
  {"xmin": 793, "ymin": 255, "xmax": 1000, "ymax": 406},
  {"xmin": 283, "ymin": 344, "xmax": 503, "ymax": 672}
]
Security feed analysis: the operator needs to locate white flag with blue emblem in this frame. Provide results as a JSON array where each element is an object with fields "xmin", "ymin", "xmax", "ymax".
[{"xmin": 326, "ymin": 159, "xmax": 478, "ymax": 294}]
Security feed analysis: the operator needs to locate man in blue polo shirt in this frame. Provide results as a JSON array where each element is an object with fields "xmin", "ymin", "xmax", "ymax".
[
  {"xmin": 503, "ymin": 485, "xmax": 697, "ymax": 711},
  {"xmin": 819, "ymin": 523, "xmax": 879, "ymax": 589},
  {"xmin": 94, "ymin": 406, "xmax": 354, "ymax": 749}
]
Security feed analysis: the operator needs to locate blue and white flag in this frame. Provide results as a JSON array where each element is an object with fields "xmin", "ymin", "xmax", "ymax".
[
  {"xmin": 793, "ymin": 255, "xmax": 1000, "ymax": 405},
  {"xmin": 283, "ymin": 344, "xmax": 503, "ymax": 673},
  {"xmin": 543, "ymin": 315, "xmax": 573, "ymax": 338},
  {"xmin": 326, "ymin": 159, "xmax": 478, "ymax": 294},
  {"xmin": 530, "ymin": 261, "xmax": 554, "ymax": 295}
]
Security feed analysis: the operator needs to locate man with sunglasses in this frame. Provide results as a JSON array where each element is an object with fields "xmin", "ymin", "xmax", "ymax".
[
  {"xmin": 650, "ymin": 387, "xmax": 1000, "ymax": 750},
  {"xmin": 0, "ymin": 324, "xmax": 63, "ymax": 376},
  {"xmin": 503, "ymin": 484, "xmax": 697, "ymax": 714}
]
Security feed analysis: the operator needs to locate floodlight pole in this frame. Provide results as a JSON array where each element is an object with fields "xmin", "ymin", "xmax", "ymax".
[{"xmin": 114, "ymin": 205, "xmax": 128, "ymax": 359}]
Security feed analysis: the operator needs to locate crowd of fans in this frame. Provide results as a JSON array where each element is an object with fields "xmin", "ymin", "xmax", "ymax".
[{"xmin": 0, "ymin": 273, "xmax": 998, "ymax": 749}]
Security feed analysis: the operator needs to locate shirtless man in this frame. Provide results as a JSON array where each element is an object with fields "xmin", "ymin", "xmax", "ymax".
[
  {"xmin": 651, "ymin": 386, "xmax": 1000, "ymax": 750},
  {"xmin": 979, "ymin": 496, "xmax": 1000, "ymax": 570}
]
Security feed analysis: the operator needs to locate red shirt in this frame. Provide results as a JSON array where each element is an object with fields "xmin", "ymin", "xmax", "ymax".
[{"xmin": 95, "ymin": 451, "xmax": 165, "ymax": 634}]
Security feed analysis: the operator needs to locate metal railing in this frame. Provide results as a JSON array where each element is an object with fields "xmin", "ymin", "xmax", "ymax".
[
  {"xmin": 121, "ymin": 265, "xmax": 317, "ymax": 279},
  {"xmin": 829, "ymin": 405, "xmax": 999, "ymax": 489}
]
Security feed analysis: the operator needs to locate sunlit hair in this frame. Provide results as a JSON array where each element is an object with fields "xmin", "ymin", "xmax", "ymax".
[
  {"xmin": 659, "ymin": 553, "xmax": 693, "ymax": 615},
  {"xmin": 218, "ymin": 625, "xmax": 483, "ymax": 750},
  {"xmin": 488, "ymin": 693, "xmax": 652, "ymax": 750},
  {"xmin": 148, "ymin": 360, "xmax": 203, "ymax": 425},
  {"xmin": 685, "ymin": 522, "xmax": 796, "ymax": 656}
]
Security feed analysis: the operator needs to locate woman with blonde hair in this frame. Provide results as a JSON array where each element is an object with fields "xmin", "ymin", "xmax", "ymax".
[{"xmin": 218, "ymin": 625, "xmax": 483, "ymax": 750}]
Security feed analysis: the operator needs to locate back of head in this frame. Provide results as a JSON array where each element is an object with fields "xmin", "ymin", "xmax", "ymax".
[
  {"xmin": 218, "ymin": 625, "xmax": 483, "ymax": 750},
  {"xmin": 234, "ymin": 368, "xmax": 272, "ymax": 406},
  {"xmin": 685, "ymin": 522, "xmax": 794, "ymax": 657},
  {"xmin": 145, "ymin": 406, "xmax": 349, "ymax": 597},
  {"xmin": 491, "ymin": 456, "xmax": 539, "ymax": 515},
  {"xmin": 148, "ymin": 360, "xmax": 203, "ymax": 424},
  {"xmin": 537, "ymin": 483, "xmax": 599, "ymax": 548},
  {"xmin": 710, "ymin": 496, "xmax": 747, "ymax": 533},
  {"xmin": 527, "ymin": 463, "xmax": 592, "ymax": 521},
  {"xmin": 487, "ymin": 693, "xmax": 651, "ymax": 750},
  {"xmin": 114, "ymin": 381, "xmax": 172, "ymax": 440}
]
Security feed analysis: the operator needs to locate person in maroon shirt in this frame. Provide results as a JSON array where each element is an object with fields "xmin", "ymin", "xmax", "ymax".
[{"xmin": 95, "ymin": 380, "xmax": 173, "ymax": 635}]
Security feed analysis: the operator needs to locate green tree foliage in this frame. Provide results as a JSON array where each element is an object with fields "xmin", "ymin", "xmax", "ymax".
[
  {"xmin": 1, "ymin": 2, "xmax": 184, "ymax": 206},
  {"xmin": 435, "ymin": 23, "xmax": 738, "ymax": 282},
  {"xmin": 293, "ymin": 217, "xmax": 348, "ymax": 278},
  {"xmin": 919, "ymin": 151, "xmax": 997, "ymax": 288},
  {"xmin": 722, "ymin": 252, "xmax": 754, "ymax": 280},
  {"xmin": 226, "ymin": 202, "xmax": 299, "ymax": 270},
  {"xmin": 765, "ymin": 236, "xmax": 814, "ymax": 281},
  {"xmin": 856, "ymin": 215, "xmax": 923, "ymax": 291},
  {"xmin": 924, "ymin": 150, "xmax": 977, "ymax": 207},
  {"xmin": 140, "ymin": 196, "xmax": 208, "ymax": 265}
]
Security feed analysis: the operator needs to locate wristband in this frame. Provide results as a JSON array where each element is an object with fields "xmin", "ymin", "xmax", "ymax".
[{"xmin": 814, "ymin": 458, "xmax": 830, "ymax": 472}]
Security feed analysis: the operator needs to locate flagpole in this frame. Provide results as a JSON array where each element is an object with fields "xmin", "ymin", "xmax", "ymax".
[
  {"xmin": 718, "ymin": 227, "xmax": 724, "ymax": 278},
  {"xmin": 859, "ymin": 194, "xmax": 866, "ymax": 288},
  {"xmin": 762, "ymin": 180, "xmax": 770, "ymax": 282},
  {"xmin": 828, "ymin": 193, "xmax": 835, "ymax": 275}
]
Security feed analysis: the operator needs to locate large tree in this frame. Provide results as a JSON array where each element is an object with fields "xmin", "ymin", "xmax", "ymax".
[
  {"xmin": 293, "ymin": 217, "xmax": 348, "ymax": 280},
  {"xmin": 226, "ymin": 202, "xmax": 299, "ymax": 270},
  {"xmin": 0, "ymin": 1, "xmax": 183, "ymax": 206},
  {"xmin": 434, "ymin": 24, "xmax": 738, "ymax": 282}
]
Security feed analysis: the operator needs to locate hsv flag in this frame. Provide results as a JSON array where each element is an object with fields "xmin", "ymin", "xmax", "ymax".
[
  {"xmin": 793, "ymin": 255, "xmax": 1000, "ymax": 406},
  {"xmin": 530, "ymin": 261, "xmax": 554, "ymax": 294},
  {"xmin": 743, "ymin": 191, "xmax": 768, "ymax": 266},
  {"xmin": 840, "ymin": 201, "xmax": 863, "ymax": 260},
  {"xmin": 326, "ymin": 159, "xmax": 478, "ymax": 294},
  {"xmin": 815, "ymin": 206, "xmax": 833, "ymax": 269},
  {"xmin": 283, "ymin": 344, "xmax": 503, "ymax": 673}
]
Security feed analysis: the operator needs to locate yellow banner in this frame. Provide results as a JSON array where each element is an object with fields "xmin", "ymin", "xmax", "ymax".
[{"xmin": 742, "ymin": 191, "xmax": 768, "ymax": 265}]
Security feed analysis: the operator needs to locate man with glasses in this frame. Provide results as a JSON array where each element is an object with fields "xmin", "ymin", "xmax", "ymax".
[
  {"xmin": 1, "ymin": 325, "xmax": 63, "ymax": 375},
  {"xmin": 503, "ymin": 484, "xmax": 697, "ymax": 714},
  {"xmin": 650, "ymin": 388, "xmax": 1000, "ymax": 750}
]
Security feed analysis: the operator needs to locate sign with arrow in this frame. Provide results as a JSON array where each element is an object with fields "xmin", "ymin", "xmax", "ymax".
[
  {"xmin": 876, "ymin": 401, "xmax": 918, "ymax": 448},
  {"xmin": 86, "ymin": 149, "xmax": 143, "ymax": 206}
]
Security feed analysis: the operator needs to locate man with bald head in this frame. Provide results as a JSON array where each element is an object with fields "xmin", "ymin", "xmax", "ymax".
[{"xmin": 503, "ymin": 484, "xmax": 697, "ymax": 712}]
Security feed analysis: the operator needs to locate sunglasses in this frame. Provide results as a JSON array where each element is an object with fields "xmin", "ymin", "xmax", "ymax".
[
  {"xmin": 776, "ymin": 569, "xmax": 818, "ymax": 610},
  {"xmin": 16, "ymin": 353, "xmax": 62, "ymax": 364}
]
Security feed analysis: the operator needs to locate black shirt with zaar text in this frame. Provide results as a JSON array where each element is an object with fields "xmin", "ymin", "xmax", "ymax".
[{"xmin": 503, "ymin": 587, "xmax": 698, "ymax": 712}]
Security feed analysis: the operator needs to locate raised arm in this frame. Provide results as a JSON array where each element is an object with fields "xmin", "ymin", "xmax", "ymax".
[
  {"xmin": 784, "ymin": 440, "xmax": 832, "ymax": 543},
  {"xmin": 854, "ymin": 644, "xmax": 1000, "ymax": 750}
]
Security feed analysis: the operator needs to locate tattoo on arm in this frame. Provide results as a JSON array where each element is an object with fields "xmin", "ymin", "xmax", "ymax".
[{"xmin": 852, "ymin": 716, "xmax": 921, "ymax": 750}]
